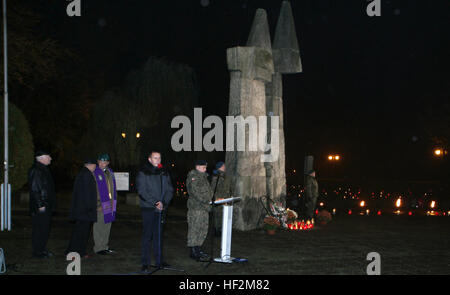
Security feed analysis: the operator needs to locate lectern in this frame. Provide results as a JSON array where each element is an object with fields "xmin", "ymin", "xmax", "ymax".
[{"xmin": 210, "ymin": 197, "xmax": 242, "ymax": 263}]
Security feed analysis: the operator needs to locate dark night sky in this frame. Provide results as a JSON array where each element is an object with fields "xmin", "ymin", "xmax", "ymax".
[{"xmin": 30, "ymin": 0, "xmax": 450, "ymax": 183}]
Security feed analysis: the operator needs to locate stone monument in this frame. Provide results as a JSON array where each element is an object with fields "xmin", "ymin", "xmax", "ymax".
[{"xmin": 225, "ymin": 1, "xmax": 302, "ymax": 230}]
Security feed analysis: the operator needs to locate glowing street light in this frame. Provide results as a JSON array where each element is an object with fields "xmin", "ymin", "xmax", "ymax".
[
  {"xmin": 328, "ymin": 154, "xmax": 341, "ymax": 161},
  {"xmin": 121, "ymin": 132, "xmax": 126, "ymax": 139},
  {"xmin": 395, "ymin": 198, "xmax": 402, "ymax": 208},
  {"xmin": 434, "ymin": 149, "xmax": 442, "ymax": 156}
]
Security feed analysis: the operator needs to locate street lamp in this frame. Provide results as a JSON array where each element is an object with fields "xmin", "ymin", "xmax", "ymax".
[
  {"xmin": 328, "ymin": 154, "xmax": 341, "ymax": 161},
  {"xmin": 434, "ymin": 149, "xmax": 442, "ymax": 156}
]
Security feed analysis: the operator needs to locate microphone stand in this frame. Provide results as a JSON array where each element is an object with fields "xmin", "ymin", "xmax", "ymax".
[
  {"xmin": 148, "ymin": 169, "xmax": 185, "ymax": 275},
  {"xmin": 204, "ymin": 172, "xmax": 221, "ymax": 268}
]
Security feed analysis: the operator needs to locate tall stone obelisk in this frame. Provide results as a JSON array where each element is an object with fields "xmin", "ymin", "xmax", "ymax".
[
  {"xmin": 265, "ymin": 1, "xmax": 302, "ymax": 205},
  {"xmin": 225, "ymin": 9, "xmax": 274, "ymax": 231},
  {"xmin": 225, "ymin": 1, "xmax": 302, "ymax": 230}
]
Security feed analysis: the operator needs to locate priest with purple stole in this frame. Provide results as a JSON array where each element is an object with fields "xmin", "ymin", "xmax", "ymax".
[{"xmin": 92, "ymin": 153, "xmax": 117, "ymax": 255}]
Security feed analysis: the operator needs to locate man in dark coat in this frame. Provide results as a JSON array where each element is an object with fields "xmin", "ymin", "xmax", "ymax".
[
  {"xmin": 304, "ymin": 170, "xmax": 319, "ymax": 220},
  {"xmin": 136, "ymin": 151, "xmax": 174, "ymax": 273},
  {"xmin": 28, "ymin": 150, "xmax": 56, "ymax": 258},
  {"xmin": 66, "ymin": 159, "xmax": 98, "ymax": 258}
]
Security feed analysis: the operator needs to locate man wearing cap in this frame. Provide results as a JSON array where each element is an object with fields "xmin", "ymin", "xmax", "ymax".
[
  {"xmin": 186, "ymin": 160, "xmax": 213, "ymax": 261},
  {"xmin": 304, "ymin": 170, "xmax": 319, "ymax": 221},
  {"xmin": 210, "ymin": 161, "xmax": 230, "ymax": 236},
  {"xmin": 92, "ymin": 153, "xmax": 117, "ymax": 255},
  {"xmin": 28, "ymin": 150, "xmax": 56, "ymax": 258},
  {"xmin": 136, "ymin": 151, "xmax": 174, "ymax": 273},
  {"xmin": 66, "ymin": 159, "xmax": 98, "ymax": 258}
]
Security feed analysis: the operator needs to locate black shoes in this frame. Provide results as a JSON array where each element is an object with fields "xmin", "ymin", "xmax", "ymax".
[
  {"xmin": 32, "ymin": 252, "xmax": 48, "ymax": 259},
  {"xmin": 33, "ymin": 250, "xmax": 54, "ymax": 259},
  {"xmin": 43, "ymin": 250, "xmax": 54, "ymax": 257},
  {"xmin": 96, "ymin": 248, "xmax": 115, "ymax": 255},
  {"xmin": 154, "ymin": 261, "xmax": 171, "ymax": 268},
  {"xmin": 189, "ymin": 247, "xmax": 210, "ymax": 262},
  {"xmin": 141, "ymin": 265, "xmax": 150, "ymax": 274}
]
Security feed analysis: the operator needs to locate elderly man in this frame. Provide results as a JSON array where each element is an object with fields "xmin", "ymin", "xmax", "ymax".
[
  {"xmin": 28, "ymin": 150, "xmax": 56, "ymax": 258},
  {"xmin": 66, "ymin": 159, "xmax": 98, "ymax": 258},
  {"xmin": 92, "ymin": 153, "xmax": 117, "ymax": 255},
  {"xmin": 186, "ymin": 160, "xmax": 213, "ymax": 262}
]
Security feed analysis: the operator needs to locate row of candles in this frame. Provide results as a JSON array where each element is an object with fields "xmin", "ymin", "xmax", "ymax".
[{"xmin": 287, "ymin": 219, "xmax": 314, "ymax": 230}]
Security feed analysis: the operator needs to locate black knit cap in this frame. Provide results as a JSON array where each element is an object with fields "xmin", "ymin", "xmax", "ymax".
[
  {"xmin": 84, "ymin": 158, "xmax": 97, "ymax": 165},
  {"xmin": 35, "ymin": 150, "xmax": 50, "ymax": 157},
  {"xmin": 195, "ymin": 160, "xmax": 207, "ymax": 166}
]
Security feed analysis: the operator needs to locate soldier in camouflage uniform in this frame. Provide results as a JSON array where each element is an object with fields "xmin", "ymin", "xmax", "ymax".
[
  {"xmin": 304, "ymin": 170, "xmax": 319, "ymax": 221},
  {"xmin": 186, "ymin": 160, "xmax": 213, "ymax": 261},
  {"xmin": 210, "ymin": 162, "xmax": 230, "ymax": 236}
]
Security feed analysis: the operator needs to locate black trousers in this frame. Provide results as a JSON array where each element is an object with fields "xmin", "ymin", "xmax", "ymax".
[
  {"xmin": 67, "ymin": 220, "xmax": 92, "ymax": 257},
  {"xmin": 31, "ymin": 210, "xmax": 52, "ymax": 255},
  {"xmin": 141, "ymin": 209, "xmax": 163, "ymax": 266}
]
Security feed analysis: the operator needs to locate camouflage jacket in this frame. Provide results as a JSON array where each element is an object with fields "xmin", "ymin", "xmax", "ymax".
[
  {"xmin": 305, "ymin": 175, "xmax": 319, "ymax": 200},
  {"xmin": 186, "ymin": 169, "xmax": 213, "ymax": 212},
  {"xmin": 210, "ymin": 170, "xmax": 231, "ymax": 201}
]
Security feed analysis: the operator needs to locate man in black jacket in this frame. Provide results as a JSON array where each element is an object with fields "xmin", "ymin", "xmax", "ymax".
[
  {"xmin": 28, "ymin": 150, "xmax": 56, "ymax": 258},
  {"xmin": 136, "ymin": 151, "xmax": 174, "ymax": 273},
  {"xmin": 66, "ymin": 159, "xmax": 98, "ymax": 258}
]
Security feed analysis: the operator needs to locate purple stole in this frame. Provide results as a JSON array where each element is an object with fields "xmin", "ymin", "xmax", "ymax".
[{"xmin": 93, "ymin": 167, "xmax": 117, "ymax": 224}]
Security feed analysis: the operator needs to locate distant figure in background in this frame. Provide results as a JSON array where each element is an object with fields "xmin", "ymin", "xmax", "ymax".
[
  {"xmin": 92, "ymin": 154, "xmax": 117, "ymax": 255},
  {"xmin": 28, "ymin": 150, "xmax": 56, "ymax": 259},
  {"xmin": 210, "ymin": 161, "xmax": 230, "ymax": 236},
  {"xmin": 136, "ymin": 151, "xmax": 174, "ymax": 273},
  {"xmin": 186, "ymin": 160, "xmax": 212, "ymax": 262},
  {"xmin": 304, "ymin": 170, "xmax": 319, "ymax": 221},
  {"xmin": 66, "ymin": 159, "xmax": 98, "ymax": 258}
]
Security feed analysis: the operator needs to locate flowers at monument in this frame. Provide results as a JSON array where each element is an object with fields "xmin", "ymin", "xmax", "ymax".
[
  {"xmin": 263, "ymin": 216, "xmax": 281, "ymax": 230},
  {"xmin": 286, "ymin": 208, "xmax": 298, "ymax": 222},
  {"xmin": 267, "ymin": 202, "xmax": 314, "ymax": 230},
  {"xmin": 316, "ymin": 210, "xmax": 332, "ymax": 225}
]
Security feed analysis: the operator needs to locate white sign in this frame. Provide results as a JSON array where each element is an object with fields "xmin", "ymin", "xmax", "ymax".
[{"xmin": 114, "ymin": 172, "xmax": 129, "ymax": 191}]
